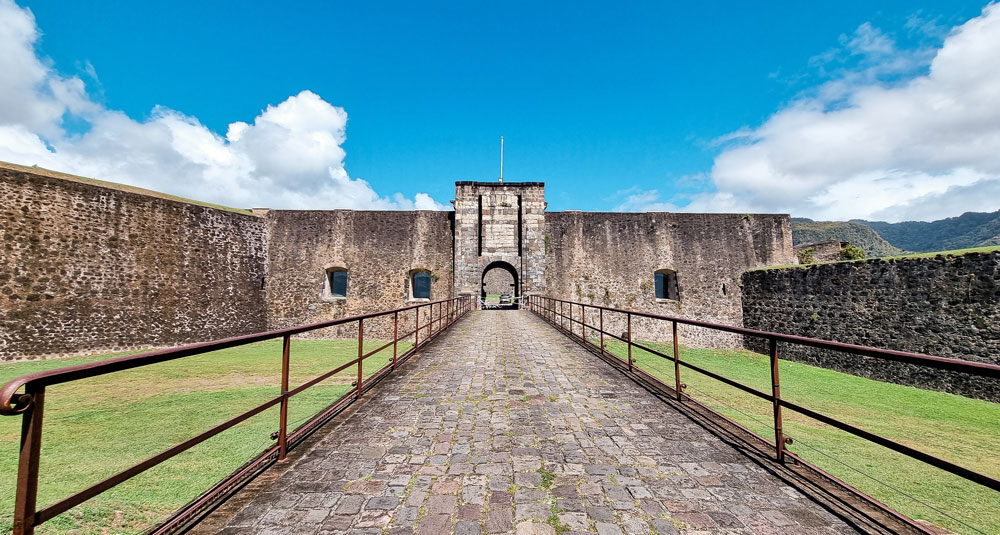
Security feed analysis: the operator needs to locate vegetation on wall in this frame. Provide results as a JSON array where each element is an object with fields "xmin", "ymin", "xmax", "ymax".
[
  {"xmin": 796, "ymin": 247, "xmax": 815, "ymax": 265},
  {"xmin": 838, "ymin": 243, "xmax": 865, "ymax": 261}
]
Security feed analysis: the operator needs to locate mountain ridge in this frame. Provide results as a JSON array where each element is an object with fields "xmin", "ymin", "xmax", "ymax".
[{"xmin": 791, "ymin": 209, "xmax": 1000, "ymax": 256}]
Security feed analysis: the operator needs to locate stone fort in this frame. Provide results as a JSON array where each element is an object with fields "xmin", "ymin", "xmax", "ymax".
[
  {"xmin": 1, "ymin": 163, "xmax": 793, "ymax": 357},
  {"xmin": 3, "ymin": 162, "xmax": 998, "ymax": 399}
]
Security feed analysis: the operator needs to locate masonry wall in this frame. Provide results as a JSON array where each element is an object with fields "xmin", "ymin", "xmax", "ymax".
[
  {"xmin": 453, "ymin": 182, "xmax": 546, "ymax": 297},
  {"xmin": 0, "ymin": 166, "xmax": 268, "ymax": 360},
  {"xmin": 741, "ymin": 253, "xmax": 1000, "ymax": 400},
  {"xmin": 545, "ymin": 212, "xmax": 796, "ymax": 348},
  {"xmin": 264, "ymin": 210, "xmax": 455, "ymax": 340},
  {"xmin": 483, "ymin": 270, "xmax": 515, "ymax": 295}
]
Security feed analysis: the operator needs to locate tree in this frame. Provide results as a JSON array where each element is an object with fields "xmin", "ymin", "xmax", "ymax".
[{"xmin": 840, "ymin": 244, "xmax": 865, "ymax": 261}]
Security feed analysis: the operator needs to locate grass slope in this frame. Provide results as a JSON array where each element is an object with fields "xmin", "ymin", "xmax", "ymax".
[
  {"xmin": 599, "ymin": 339, "xmax": 999, "ymax": 534},
  {"xmin": 0, "ymin": 338, "xmax": 410, "ymax": 534}
]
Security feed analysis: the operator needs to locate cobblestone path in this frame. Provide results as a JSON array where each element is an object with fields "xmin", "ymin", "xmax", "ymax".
[{"xmin": 209, "ymin": 310, "xmax": 859, "ymax": 535}]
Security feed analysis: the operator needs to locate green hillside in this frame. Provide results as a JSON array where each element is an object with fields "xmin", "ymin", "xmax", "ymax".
[
  {"xmin": 859, "ymin": 210, "xmax": 1000, "ymax": 252},
  {"xmin": 791, "ymin": 220, "xmax": 904, "ymax": 257}
]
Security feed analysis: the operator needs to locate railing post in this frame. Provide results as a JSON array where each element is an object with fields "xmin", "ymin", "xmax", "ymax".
[
  {"xmin": 278, "ymin": 335, "xmax": 291, "ymax": 461},
  {"xmin": 627, "ymin": 312, "xmax": 633, "ymax": 371},
  {"xmin": 357, "ymin": 319, "xmax": 364, "ymax": 399},
  {"xmin": 599, "ymin": 308, "xmax": 604, "ymax": 355},
  {"xmin": 672, "ymin": 321, "xmax": 681, "ymax": 401},
  {"xmin": 392, "ymin": 311, "xmax": 399, "ymax": 370},
  {"xmin": 13, "ymin": 385, "xmax": 44, "ymax": 535},
  {"xmin": 770, "ymin": 337, "xmax": 785, "ymax": 463},
  {"xmin": 415, "ymin": 306, "xmax": 420, "ymax": 348},
  {"xmin": 581, "ymin": 305, "xmax": 586, "ymax": 344}
]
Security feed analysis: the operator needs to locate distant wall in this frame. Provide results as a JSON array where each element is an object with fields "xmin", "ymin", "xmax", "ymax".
[
  {"xmin": 741, "ymin": 252, "xmax": 1000, "ymax": 400},
  {"xmin": 0, "ymin": 167, "xmax": 268, "ymax": 361},
  {"xmin": 794, "ymin": 240, "xmax": 845, "ymax": 263},
  {"xmin": 545, "ymin": 212, "xmax": 797, "ymax": 348},
  {"xmin": 264, "ymin": 210, "xmax": 455, "ymax": 340},
  {"xmin": 483, "ymin": 269, "xmax": 514, "ymax": 295}
]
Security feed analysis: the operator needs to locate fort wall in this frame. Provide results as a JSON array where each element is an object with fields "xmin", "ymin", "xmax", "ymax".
[
  {"xmin": 741, "ymin": 252, "xmax": 1000, "ymax": 400},
  {"xmin": 263, "ymin": 210, "xmax": 455, "ymax": 340},
  {"xmin": 545, "ymin": 212, "xmax": 796, "ymax": 348},
  {"xmin": 0, "ymin": 166, "xmax": 268, "ymax": 360}
]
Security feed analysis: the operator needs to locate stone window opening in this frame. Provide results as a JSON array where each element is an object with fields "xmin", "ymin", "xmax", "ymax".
[
  {"xmin": 324, "ymin": 267, "xmax": 348, "ymax": 299},
  {"xmin": 654, "ymin": 269, "xmax": 680, "ymax": 301},
  {"xmin": 409, "ymin": 270, "xmax": 432, "ymax": 301}
]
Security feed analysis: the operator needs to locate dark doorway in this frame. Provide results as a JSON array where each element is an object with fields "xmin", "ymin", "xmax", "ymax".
[{"xmin": 481, "ymin": 261, "xmax": 519, "ymax": 309}]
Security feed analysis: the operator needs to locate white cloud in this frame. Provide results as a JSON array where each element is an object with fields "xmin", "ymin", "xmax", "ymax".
[
  {"xmin": 639, "ymin": 4, "xmax": 1000, "ymax": 222},
  {"xmin": 0, "ymin": 0, "xmax": 446, "ymax": 211}
]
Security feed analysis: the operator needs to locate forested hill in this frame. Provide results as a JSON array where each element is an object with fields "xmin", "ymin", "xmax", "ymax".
[
  {"xmin": 791, "ymin": 220, "xmax": 904, "ymax": 257},
  {"xmin": 857, "ymin": 210, "xmax": 1000, "ymax": 252}
]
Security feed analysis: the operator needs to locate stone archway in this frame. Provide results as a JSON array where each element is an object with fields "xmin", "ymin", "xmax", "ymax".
[{"xmin": 481, "ymin": 260, "xmax": 519, "ymax": 308}]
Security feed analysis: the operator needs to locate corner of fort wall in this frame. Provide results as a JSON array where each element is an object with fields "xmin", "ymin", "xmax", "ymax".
[{"xmin": 0, "ymin": 165, "xmax": 268, "ymax": 360}]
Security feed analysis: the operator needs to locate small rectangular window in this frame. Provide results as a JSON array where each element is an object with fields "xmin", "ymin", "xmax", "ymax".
[
  {"xmin": 655, "ymin": 270, "xmax": 679, "ymax": 300},
  {"xmin": 329, "ymin": 270, "xmax": 348, "ymax": 297},
  {"xmin": 413, "ymin": 272, "xmax": 431, "ymax": 299}
]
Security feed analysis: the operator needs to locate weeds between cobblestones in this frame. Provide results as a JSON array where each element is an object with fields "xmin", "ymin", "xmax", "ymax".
[{"xmin": 202, "ymin": 311, "xmax": 861, "ymax": 535}]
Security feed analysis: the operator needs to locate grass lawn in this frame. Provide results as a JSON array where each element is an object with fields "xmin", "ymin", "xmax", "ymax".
[
  {"xmin": 598, "ymin": 339, "xmax": 999, "ymax": 535},
  {"xmin": 0, "ymin": 338, "xmax": 411, "ymax": 534}
]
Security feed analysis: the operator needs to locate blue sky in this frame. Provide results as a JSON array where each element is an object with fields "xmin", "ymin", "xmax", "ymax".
[{"xmin": 3, "ymin": 1, "xmax": 999, "ymax": 220}]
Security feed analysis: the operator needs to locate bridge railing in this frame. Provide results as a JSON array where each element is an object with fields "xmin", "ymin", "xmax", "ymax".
[
  {"xmin": 1, "ymin": 295, "xmax": 473, "ymax": 535},
  {"xmin": 525, "ymin": 295, "xmax": 999, "ymax": 517}
]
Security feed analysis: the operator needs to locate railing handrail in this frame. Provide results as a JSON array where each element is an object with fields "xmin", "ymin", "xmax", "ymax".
[
  {"xmin": 0, "ymin": 296, "xmax": 463, "ymax": 415},
  {"xmin": 5, "ymin": 295, "xmax": 473, "ymax": 535},
  {"xmin": 525, "ymin": 295, "xmax": 1000, "ymax": 500},
  {"xmin": 532, "ymin": 296, "xmax": 1000, "ymax": 379}
]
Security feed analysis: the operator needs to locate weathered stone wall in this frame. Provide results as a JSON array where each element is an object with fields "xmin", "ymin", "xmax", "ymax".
[
  {"xmin": 0, "ymin": 166, "xmax": 268, "ymax": 360},
  {"xmin": 545, "ymin": 212, "xmax": 796, "ymax": 348},
  {"xmin": 453, "ymin": 182, "xmax": 546, "ymax": 297},
  {"xmin": 264, "ymin": 210, "xmax": 455, "ymax": 340},
  {"xmin": 483, "ymin": 269, "xmax": 515, "ymax": 295},
  {"xmin": 741, "ymin": 253, "xmax": 1000, "ymax": 400},
  {"xmin": 795, "ymin": 240, "xmax": 845, "ymax": 263}
]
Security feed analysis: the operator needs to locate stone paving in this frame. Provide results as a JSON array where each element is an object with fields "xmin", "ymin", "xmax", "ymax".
[{"xmin": 208, "ymin": 310, "xmax": 860, "ymax": 535}]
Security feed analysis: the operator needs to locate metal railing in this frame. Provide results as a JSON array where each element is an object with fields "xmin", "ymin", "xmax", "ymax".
[
  {"xmin": 1, "ymin": 295, "xmax": 473, "ymax": 535},
  {"xmin": 525, "ymin": 296, "xmax": 1000, "ymax": 499}
]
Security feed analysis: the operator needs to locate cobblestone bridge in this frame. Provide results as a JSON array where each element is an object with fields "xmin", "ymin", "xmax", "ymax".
[{"xmin": 197, "ymin": 310, "xmax": 860, "ymax": 535}]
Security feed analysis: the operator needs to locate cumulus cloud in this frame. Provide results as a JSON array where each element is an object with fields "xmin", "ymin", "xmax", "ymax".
[
  {"xmin": 0, "ymin": 0, "xmax": 447, "ymax": 211},
  {"xmin": 630, "ymin": 4, "xmax": 1000, "ymax": 221}
]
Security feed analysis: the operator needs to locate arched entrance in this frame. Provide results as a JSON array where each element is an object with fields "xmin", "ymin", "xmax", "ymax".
[{"xmin": 481, "ymin": 261, "xmax": 519, "ymax": 309}]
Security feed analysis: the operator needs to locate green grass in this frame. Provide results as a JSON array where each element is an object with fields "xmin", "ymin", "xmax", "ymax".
[
  {"xmin": 0, "ymin": 338, "xmax": 411, "ymax": 534},
  {"xmin": 751, "ymin": 245, "xmax": 1000, "ymax": 271},
  {"xmin": 600, "ymin": 339, "xmax": 999, "ymax": 534}
]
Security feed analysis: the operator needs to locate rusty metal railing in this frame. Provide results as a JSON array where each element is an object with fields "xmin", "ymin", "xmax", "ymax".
[
  {"xmin": 525, "ymin": 296, "xmax": 1000, "ymax": 500},
  {"xmin": 1, "ymin": 295, "xmax": 472, "ymax": 535}
]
